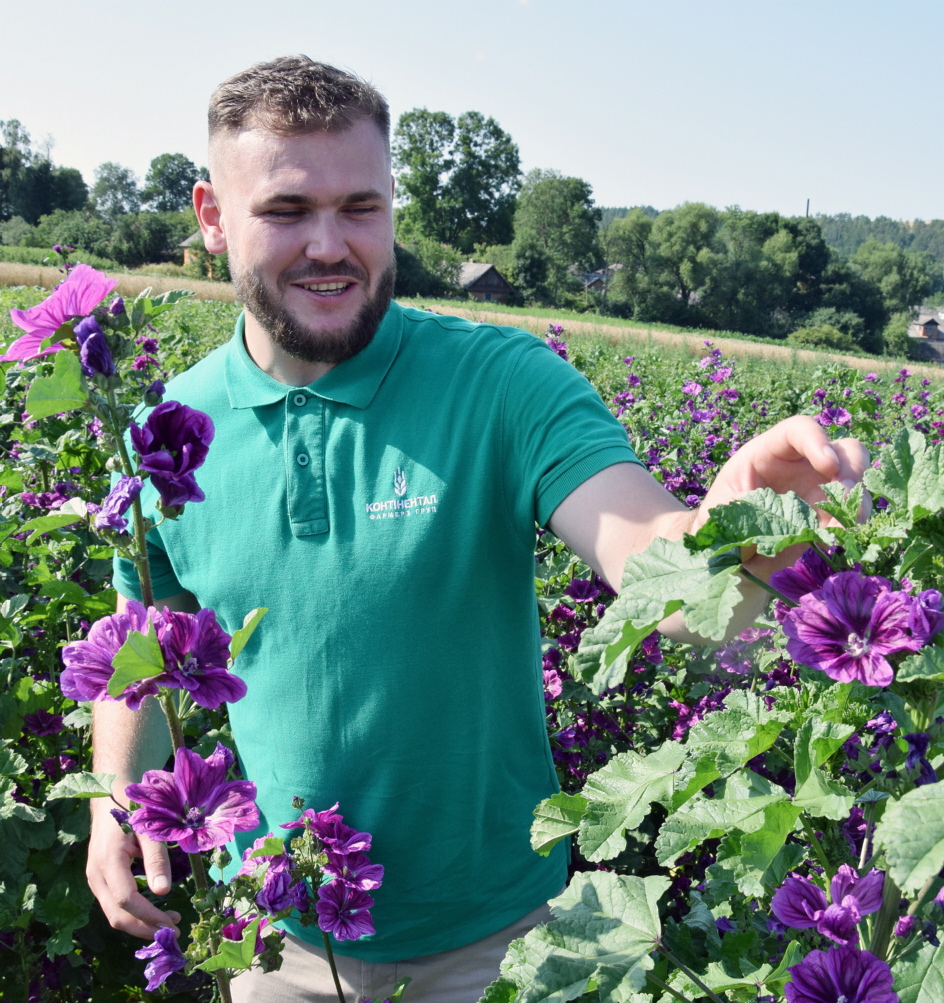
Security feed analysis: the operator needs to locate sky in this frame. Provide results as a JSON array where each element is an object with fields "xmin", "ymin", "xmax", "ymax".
[{"xmin": 2, "ymin": 0, "xmax": 941, "ymax": 222}]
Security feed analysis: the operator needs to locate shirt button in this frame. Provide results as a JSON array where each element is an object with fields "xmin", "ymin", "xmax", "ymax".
[
  {"xmin": 296, "ymin": 453, "xmax": 310, "ymax": 467},
  {"xmin": 293, "ymin": 393, "xmax": 307, "ymax": 407}
]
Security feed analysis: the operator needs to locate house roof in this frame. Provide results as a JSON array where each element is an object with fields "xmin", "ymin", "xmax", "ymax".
[
  {"xmin": 179, "ymin": 231, "xmax": 204, "ymax": 248},
  {"xmin": 916, "ymin": 314, "xmax": 940, "ymax": 326},
  {"xmin": 458, "ymin": 262, "xmax": 514, "ymax": 292}
]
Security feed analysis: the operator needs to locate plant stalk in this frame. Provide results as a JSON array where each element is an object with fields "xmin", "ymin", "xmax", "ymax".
[
  {"xmin": 656, "ymin": 943, "xmax": 725, "ymax": 1003},
  {"xmin": 322, "ymin": 930, "xmax": 347, "ymax": 1003},
  {"xmin": 800, "ymin": 817, "xmax": 835, "ymax": 881},
  {"xmin": 646, "ymin": 973, "xmax": 695, "ymax": 1003},
  {"xmin": 868, "ymin": 873, "xmax": 902, "ymax": 960},
  {"xmin": 738, "ymin": 567, "xmax": 795, "ymax": 606}
]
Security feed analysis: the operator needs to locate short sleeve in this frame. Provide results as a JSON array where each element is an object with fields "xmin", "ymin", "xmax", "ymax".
[
  {"xmin": 501, "ymin": 338, "xmax": 642, "ymax": 539},
  {"xmin": 112, "ymin": 523, "xmax": 184, "ymax": 601}
]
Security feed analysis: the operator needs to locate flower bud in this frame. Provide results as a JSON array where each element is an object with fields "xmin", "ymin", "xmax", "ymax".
[{"xmin": 109, "ymin": 296, "xmax": 125, "ymax": 317}]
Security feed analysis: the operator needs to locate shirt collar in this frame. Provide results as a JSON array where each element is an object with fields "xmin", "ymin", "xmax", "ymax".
[{"xmin": 224, "ymin": 303, "xmax": 403, "ymax": 410}]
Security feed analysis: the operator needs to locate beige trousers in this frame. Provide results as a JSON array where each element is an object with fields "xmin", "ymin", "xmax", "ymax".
[{"xmin": 229, "ymin": 900, "xmax": 551, "ymax": 1003}]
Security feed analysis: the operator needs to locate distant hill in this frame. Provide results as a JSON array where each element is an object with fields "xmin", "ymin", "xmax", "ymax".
[
  {"xmin": 814, "ymin": 214, "xmax": 944, "ymax": 262},
  {"xmin": 598, "ymin": 205, "xmax": 659, "ymax": 228}
]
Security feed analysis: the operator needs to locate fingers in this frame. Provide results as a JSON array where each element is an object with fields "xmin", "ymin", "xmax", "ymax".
[
  {"xmin": 87, "ymin": 823, "xmax": 180, "ymax": 940},
  {"xmin": 765, "ymin": 414, "xmax": 843, "ymax": 479}
]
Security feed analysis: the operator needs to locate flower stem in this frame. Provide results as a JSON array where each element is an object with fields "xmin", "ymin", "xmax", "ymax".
[
  {"xmin": 655, "ymin": 943, "xmax": 725, "ymax": 1003},
  {"xmin": 646, "ymin": 973, "xmax": 695, "ymax": 1003},
  {"xmin": 801, "ymin": 816, "xmax": 835, "ymax": 881},
  {"xmin": 321, "ymin": 930, "xmax": 347, "ymax": 1003},
  {"xmin": 868, "ymin": 873, "xmax": 902, "ymax": 961},
  {"xmin": 738, "ymin": 567, "xmax": 795, "ymax": 606}
]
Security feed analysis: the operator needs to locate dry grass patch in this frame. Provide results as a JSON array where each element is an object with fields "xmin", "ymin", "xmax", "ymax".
[{"xmin": 0, "ymin": 262, "xmax": 237, "ymax": 303}]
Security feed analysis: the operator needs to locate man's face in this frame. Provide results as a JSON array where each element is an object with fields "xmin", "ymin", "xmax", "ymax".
[{"xmin": 205, "ymin": 118, "xmax": 395, "ymax": 367}]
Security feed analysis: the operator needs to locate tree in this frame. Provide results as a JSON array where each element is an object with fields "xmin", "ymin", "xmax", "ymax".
[
  {"xmin": 851, "ymin": 240, "xmax": 936, "ymax": 315},
  {"xmin": 91, "ymin": 162, "xmax": 140, "ymax": 220},
  {"xmin": 393, "ymin": 108, "xmax": 520, "ymax": 253},
  {"xmin": 513, "ymin": 169, "xmax": 600, "ymax": 305},
  {"xmin": 142, "ymin": 153, "xmax": 206, "ymax": 213}
]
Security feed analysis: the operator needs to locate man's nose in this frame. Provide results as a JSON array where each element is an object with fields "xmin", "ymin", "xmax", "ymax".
[{"xmin": 303, "ymin": 213, "xmax": 349, "ymax": 263}]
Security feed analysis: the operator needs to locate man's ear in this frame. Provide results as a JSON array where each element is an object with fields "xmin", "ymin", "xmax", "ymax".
[{"xmin": 193, "ymin": 181, "xmax": 227, "ymax": 254}]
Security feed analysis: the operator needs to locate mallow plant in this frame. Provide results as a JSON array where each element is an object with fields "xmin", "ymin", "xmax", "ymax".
[
  {"xmin": 3, "ymin": 261, "xmax": 405, "ymax": 1003},
  {"xmin": 488, "ymin": 414, "xmax": 944, "ymax": 998}
]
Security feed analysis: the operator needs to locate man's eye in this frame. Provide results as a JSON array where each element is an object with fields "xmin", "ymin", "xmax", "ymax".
[
  {"xmin": 345, "ymin": 206, "xmax": 377, "ymax": 217},
  {"xmin": 264, "ymin": 210, "xmax": 303, "ymax": 220}
]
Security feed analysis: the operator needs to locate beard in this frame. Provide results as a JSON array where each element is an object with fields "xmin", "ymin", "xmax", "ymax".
[{"xmin": 232, "ymin": 255, "xmax": 396, "ymax": 367}]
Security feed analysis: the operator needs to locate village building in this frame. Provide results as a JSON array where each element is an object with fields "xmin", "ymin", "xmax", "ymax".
[{"xmin": 457, "ymin": 262, "xmax": 516, "ymax": 303}]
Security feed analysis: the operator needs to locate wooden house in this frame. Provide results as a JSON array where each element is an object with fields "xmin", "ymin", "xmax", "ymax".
[{"xmin": 458, "ymin": 262, "xmax": 516, "ymax": 303}]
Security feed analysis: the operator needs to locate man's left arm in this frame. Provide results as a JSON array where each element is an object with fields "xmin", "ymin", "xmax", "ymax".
[{"xmin": 548, "ymin": 415, "xmax": 870, "ymax": 640}]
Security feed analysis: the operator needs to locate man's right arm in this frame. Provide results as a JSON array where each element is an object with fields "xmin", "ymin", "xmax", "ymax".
[{"xmin": 86, "ymin": 591, "xmax": 198, "ymax": 939}]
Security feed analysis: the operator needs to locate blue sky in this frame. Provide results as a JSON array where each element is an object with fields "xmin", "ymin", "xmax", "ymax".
[{"xmin": 3, "ymin": 0, "xmax": 941, "ymax": 221}]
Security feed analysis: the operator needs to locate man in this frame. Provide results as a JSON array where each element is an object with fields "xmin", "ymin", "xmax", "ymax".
[{"xmin": 86, "ymin": 57, "xmax": 866, "ymax": 1002}]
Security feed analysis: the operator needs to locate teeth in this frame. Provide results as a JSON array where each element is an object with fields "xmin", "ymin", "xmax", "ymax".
[{"xmin": 301, "ymin": 281, "xmax": 349, "ymax": 292}]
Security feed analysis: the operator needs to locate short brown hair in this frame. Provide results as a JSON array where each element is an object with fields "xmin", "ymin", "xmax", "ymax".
[{"xmin": 208, "ymin": 55, "xmax": 389, "ymax": 146}]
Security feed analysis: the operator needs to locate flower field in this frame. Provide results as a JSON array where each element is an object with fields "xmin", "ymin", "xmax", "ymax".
[{"xmin": 0, "ymin": 271, "xmax": 943, "ymax": 1002}]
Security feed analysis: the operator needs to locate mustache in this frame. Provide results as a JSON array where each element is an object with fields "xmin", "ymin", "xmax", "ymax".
[{"xmin": 280, "ymin": 261, "xmax": 369, "ymax": 286}]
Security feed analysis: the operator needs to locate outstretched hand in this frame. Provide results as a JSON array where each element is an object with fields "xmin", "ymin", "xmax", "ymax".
[{"xmin": 695, "ymin": 414, "xmax": 870, "ymax": 531}]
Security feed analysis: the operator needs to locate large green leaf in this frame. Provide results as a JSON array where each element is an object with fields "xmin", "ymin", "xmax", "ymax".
[
  {"xmin": 874, "ymin": 780, "xmax": 944, "ymax": 896},
  {"xmin": 713, "ymin": 801, "xmax": 803, "ymax": 897},
  {"xmin": 195, "ymin": 915, "xmax": 261, "ymax": 972},
  {"xmin": 793, "ymin": 718, "xmax": 856, "ymax": 820},
  {"xmin": 24, "ymin": 349, "xmax": 87, "ymax": 419},
  {"xmin": 531, "ymin": 792, "xmax": 588, "ymax": 857},
  {"xmin": 656, "ymin": 772, "xmax": 790, "ymax": 867},
  {"xmin": 685, "ymin": 691, "xmax": 787, "ymax": 776},
  {"xmin": 864, "ymin": 429, "xmax": 944, "ymax": 521},
  {"xmin": 13, "ymin": 514, "xmax": 83, "ymax": 546},
  {"xmin": 897, "ymin": 646, "xmax": 944, "ymax": 684},
  {"xmin": 679, "ymin": 565, "xmax": 743, "ymax": 641},
  {"xmin": 577, "ymin": 744, "xmax": 688, "ymax": 862},
  {"xmin": 46, "ymin": 772, "xmax": 118, "ymax": 801},
  {"xmin": 686, "ymin": 488, "xmax": 826, "ymax": 557},
  {"xmin": 107, "ymin": 621, "xmax": 165, "ymax": 698},
  {"xmin": 501, "ymin": 872, "xmax": 669, "ymax": 1003},
  {"xmin": 894, "ymin": 941, "xmax": 944, "ymax": 1003}
]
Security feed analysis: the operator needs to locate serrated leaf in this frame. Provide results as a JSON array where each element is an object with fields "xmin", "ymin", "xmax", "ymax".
[
  {"xmin": 817, "ymin": 480, "xmax": 865, "ymax": 528},
  {"xmin": 249, "ymin": 835, "xmax": 288, "ymax": 859},
  {"xmin": 687, "ymin": 488, "xmax": 826, "ymax": 557},
  {"xmin": 686, "ymin": 691, "xmax": 787, "ymax": 775},
  {"xmin": 24, "ymin": 349, "xmax": 87, "ymax": 419},
  {"xmin": 670, "ymin": 754, "xmax": 722, "ymax": 811},
  {"xmin": 531, "ymin": 792, "xmax": 588, "ymax": 857},
  {"xmin": 0, "ymin": 745, "xmax": 28, "ymax": 776},
  {"xmin": 897, "ymin": 646, "xmax": 944, "ymax": 684},
  {"xmin": 107, "ymin": 621, "xmax": 165, "ymax": 698},
  {"xmin": 195, "ymin": 915, "xmax": 261, "ymax": 972},
  {"xmin": 680, "ymin": 565, "xmax": 743, "ymax": 641},
  {"xmin": 656, "ymin": 773, "xmax": 789, "ymax": 867},
  {"xmin": 874, "ymin": 780, "xmax": 944, "ymax": 896},
  {"xmin": 793, "ymin": 718, "xmax": 856, "ymax": 820},
  {"xmin": 893, "ymin": 941, "xmax": 944, "ymax": 1003},
  {"xmin": 577, "ymin": 744, "xmax": 688, "ymax": 862},
  {"xmin": 46, "ymin": 772, "xmax": 117, "ymax": 801},
  {"xmin": 714, "ymin": 801, "xmax": 803, "ymax": 897},
  {"xmin": 477, "ymin": 977, "xmax": 518, "ymax": 1003},
  {"xmin": 502, "ymin": 872, "xmax": 669, "ymax": 1003},
  {"xmin": 864, "ymin": 429, "xmax": 944, "ymax": 522},
  {"xmin": 229, "ymin": 607, "xmax": 268, "ymax": 663}
]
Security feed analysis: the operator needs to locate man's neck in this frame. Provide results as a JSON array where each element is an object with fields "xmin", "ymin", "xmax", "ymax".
[{"xmin": 242, "ymin": 314, "xmax": 336, "ymax": 387}]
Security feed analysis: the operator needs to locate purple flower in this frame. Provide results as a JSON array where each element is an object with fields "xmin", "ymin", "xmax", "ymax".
[
  {"xmin": 60, "ymin": 601, "xmax": 163, "ymax": 709},
  {"xmin": 565, "ymin": 579, "xmax": 601, "ymax": 603},
  {"xmin": 783, "ymin": 573, "xmax": 918, "ymax": 687},
  {"xmin": 109, "ymin": 296, "xmax": 125, "ymax": 316},
  {"xmin": 135, "ymin": 927, "xmax": 186, "ymax": 992},
  {"xmin": 73, "ymin": 316, "xmax": 116, "ymax": 378},
  {"xmin": 280, "ymin": 802, "xmax": 345, "ymax": 839},
  {"xmin": 94, "ymin": 476, "xmax": 143, "ymax": 532},
  {"xmin": 146, "ymin": 379, "xmax": 165, "ymax": 398},
  {"xmin": 545, "ymin": 338, "xmax": 568, "ymax": 361},
  {"xmin": 784, "ymin": 945, "xmax": 896, "ymax": 1003},
  {"xmin": 222, "ymin": 913, "xmax": 281, "ymax": 953},
  {"xmin": 137, "ymin": 336, "xmax": 159, "ymax": 354},
  {"xmin": 156, "ymin": 608, "xmax": 246, "ymax": 709},
  {"xmin": 816, "ymin": 407, "xmax": 852, "ymax": 427},
  {"xmin": 324, "ymin": 849, "xmax": 385, "ymax": 891},
  {"xmin": 130, "ymin": 400, "xmax": 215, "ymax": 508},
  {"xmin": 237, "ymin": 833, "xmax": 292, "ymax": 876},
  {"xmin": 22, "ymin": 710, "xmax": 63, "ymax": 736},
  {"xmin": 2, "ymin": 265, "xmax": 118, "ymax": 361},
  {"xmin": 125, "ymin": 743, "xmax": 258, "ymax": 854},
  {"xmin": 772, "ymin": 867, "xmax": 884, "ymax": 946},
  {"xmin": 316, "ymin": 881, "xmax": 375, "ymax": 941},
  {"xmin": 543, "ymin": 667, "xmax": 563, "ymax": 701},
  {"xmin": 682, "ymin": 381, "xmax": 702, "ymax": 395},
  {"xmin": 906, "ymin": 590, "xmax": 944, "ymax": 646},
  {"xmin": 255, "ymin": 867, "xmax": 309, "ymax": 914},
  {"xmin": 903, "ymin": 733, "xmax": 939, "ymax": 786},
  {"xmin": 894, "ymin": 914, "xmax": 915, "ymax": 938},
  {"xmin": 770, "ymin": 548, "xmax": 833, "ymax": 602}
]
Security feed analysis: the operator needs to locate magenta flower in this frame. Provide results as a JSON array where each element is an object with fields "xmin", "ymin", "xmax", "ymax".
[
  {"xmin": 94, "ymin": 475, "xmax": 143, "ymax": 533},
  {"xmin": 60, "ymin": 601, "xmax": 163, "ymax": 710},
  {"xmin": 280, "ymin": 802, "xmax": 345, "ymax": 840},
  {"xmin": 255, "ymin": 867, "xmax": 309, "ymax": 914},
  {"xmin": 74, "ymin": 316, "xmax": 116, "ymax": 378},
  {"xmin": 772, "ymin": 866, "xmax": 884, "ymax": 946},
  {"xmin": 316, "ymin": 881, "xmax": 375, "ymax": 941},
  {"xmin": 784, "ymin": 945, "xmax": 897, "ymax": 1003},
  {"xmin": 906, "ymin": 589, "xmax": 944, "ymax": 646},
  {"xmin": 324, "ymin": 849, "xmax": 384, "ymax": 891},
  {"xmin": 134, "ymin": 927, "xmax": 186, "ymax": 992},
  {"xmin": 2, "ymin": 265, "xmax": 117, "ymax": 361},
  {"xmin": 770, "ymin": 548, "xmax": 833, "ymax": 602},
  {"xmin": 816, "ymin": 407, "xmax": 852, "ymax": 427},
  {"xmin": 565, "ymin": 579, "xmax": 601, "ymax": 603},
  {"xmin": 783, "ymin": 573, "xmax": 918, "ymax": 687},
  {"xmin": 237, "ymin": 833, "xmax": 292, "ymax": 876},
  {"xmin": 130, "ymin": 400, "xmax": 215, "ymax": 508},
  {"xmin": 156, "ymin": 608, "xmax": 246, "ymax": 709},
  {"xmin": 125, "ymin": 743, "xmax": 258, "ymax": 853},
  {"xmin": 221, "ymin": 913, "xmax": 282, "ymax": 953}
]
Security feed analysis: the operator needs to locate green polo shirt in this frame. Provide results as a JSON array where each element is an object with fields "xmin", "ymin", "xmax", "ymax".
[{"xmin": 114, "ymin": 302, "xmax": 639, "ymax": 961}]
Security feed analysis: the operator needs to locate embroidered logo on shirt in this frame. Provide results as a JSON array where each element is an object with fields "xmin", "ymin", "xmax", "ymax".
[{"xmin": 366, "ymin": 466, "xmax": 438, "ymax": 521}]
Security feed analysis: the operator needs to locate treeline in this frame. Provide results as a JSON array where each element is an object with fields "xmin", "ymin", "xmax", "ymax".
[
  {"xmin": 0, "ymin": 119, "xmax": 207, "ymax": 272},
  {"xmin": 391, "ymin": 108, "xmax": 944, "ymax": 356}
]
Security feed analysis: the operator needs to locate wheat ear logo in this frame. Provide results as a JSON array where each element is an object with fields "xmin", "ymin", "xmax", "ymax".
[{"xmin": 393, "ymin": 467, "xmax": 407, "ymax": 497}]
